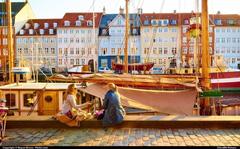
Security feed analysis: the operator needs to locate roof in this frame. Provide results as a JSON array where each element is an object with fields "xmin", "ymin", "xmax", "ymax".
[
  {"xmin": 99, "ymin": 14, "xmax": 118, "ymax": 28},
  {"xmin": 0, "ymin": 2, "xmax": 27, "ymax": 26},
  {"xmin": 59, "ymin": 12, "xmax": 103, "ymax": 28},
  {"xmin": 0, "ymin": 83, "xmax": 73, "ymax": 90},
  {"xmin": 16, "ymin": 18, "xmax": 62, "ymax": 36}
]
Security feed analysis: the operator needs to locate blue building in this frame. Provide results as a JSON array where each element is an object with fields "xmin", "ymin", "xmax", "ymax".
[{"xmin": 98, "ymin": 10, "xmax": 141, "ymax": 70}]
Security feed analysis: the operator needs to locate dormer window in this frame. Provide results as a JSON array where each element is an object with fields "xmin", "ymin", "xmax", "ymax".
[
  {"xmin": 78, "ymin": 15, "xmax": 84, "ymax": 20},
  {"xmin": 184, "ymin": 19, "xmax": 189, "ymax": 25},
  {"xmin": 64, "ymin": 20, "xmax": 70, "ymax": 26},
  {"xmin": 143, "ymin": 20, "xmax": 149, "ymax": 25},
  {"xmin": 25, "ymin": 23, "xmax": 30, "ymax": 29},
  {"xmin": 19, "ymin": 29, "xmax": 25, "ymax": 35},
  {"xmin": 34, "ymin": 23, "xmax": 39, "ymax": 29},
  {"xmin": 49, "ymin": 29, "xmax": 54, "ymax": 35},
  {"xmin": 162, "ymin": 19, "xmax": 169, "ymax": 26},
  {"xmin": 87, "ymin": 20, "xmax": 93, "ymax": 26},
  {"xmin": 151, "ymin": 19, "xmax": 157, "ymax": 26},
  {"xmin": 44, "ymin": 23, "xmax": 49, "ymax": 29},
  {"xmin": 53, "ymin": 22, "xmax": 58, "ymax": 28},
  {"xmin": 227, "ymin": 19, "xmax": 235, "ymax": 25},
  {"xmin": 29, "ymin": 29, "xmax": 34, "ymax": 35},
  {"xmin": 170, "ymin": 20, "xmax": 177, "ymax": 25},
  {"xmin": 40, "ymin": 29, "xmax": 44, "ymax": 35},
  {"xmin": 75, "ymin": 20, "xmax": 81, "ymax": 26},
  {"xmin": 214, "ymin": 19, "xmax": 222, "ymax": 25}
]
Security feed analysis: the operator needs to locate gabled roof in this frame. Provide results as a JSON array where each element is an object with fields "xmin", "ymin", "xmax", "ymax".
[
  {"xmin": 0, "ymin": 2, "xmax": 27, "ymax": 26},
  {"xmin": 99, "ymin": 14, "xmax": 118, "ymax": 28},
  {"xmin": 16, "ymin": 18, "xmax": 62, "ymax": 36},
  {"xmin": 59, "ymin": 12, "xmax": 103, "ymax": 28}
]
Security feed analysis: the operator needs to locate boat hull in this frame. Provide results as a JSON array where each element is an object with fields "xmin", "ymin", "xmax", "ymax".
[
  {"xmin": 112, "ymin": 62, "xmax": 154, "ymax": 72},
  {"xmin": 210, "ymin": 71, "xmax": 240, "ymax": 89}
]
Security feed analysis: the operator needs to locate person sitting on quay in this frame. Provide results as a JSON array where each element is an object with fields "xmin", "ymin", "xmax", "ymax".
[{"xmin": 102, "ymin": 83, "xmax": 126, "ymax": 128}]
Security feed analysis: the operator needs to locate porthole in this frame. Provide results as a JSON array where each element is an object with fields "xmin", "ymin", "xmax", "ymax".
[{"xmin": 45, "ymin": 96, "xmax": 52, "ymax": 103}]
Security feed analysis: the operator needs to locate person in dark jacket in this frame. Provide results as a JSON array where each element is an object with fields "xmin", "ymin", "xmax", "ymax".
[{"xmin": 102, "ymin": 83, "xmax": 126, "ymax": 127}]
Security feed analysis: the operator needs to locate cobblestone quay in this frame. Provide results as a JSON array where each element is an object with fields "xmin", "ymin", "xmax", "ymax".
[{"xmin": 2, "ymin": 128, "xmax": 240, "ymax": 146}]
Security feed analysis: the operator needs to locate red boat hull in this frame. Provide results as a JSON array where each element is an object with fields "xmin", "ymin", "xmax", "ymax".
[
  {"xmin": 112, "ymin": 62, "xmax": 154, "ymax": 72},
  {"xmin": 210, "ymin": 71, "xmax": 240, "ymax": 89}
]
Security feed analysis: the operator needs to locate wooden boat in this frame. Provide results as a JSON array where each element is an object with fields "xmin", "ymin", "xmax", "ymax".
[{"xmin": 112, "ymin": 61, "xmax": 154, "ymax": 73}]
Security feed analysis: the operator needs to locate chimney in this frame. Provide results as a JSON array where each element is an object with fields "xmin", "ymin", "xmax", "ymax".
[
  {"xmin": 103, "ymin": 6, "xmax": 106, "ymax": 15},
  {"xmin": 217, "ymin": 11, "xmax": 221, "ymax": 14},
  {"xmin": 119, "ymin": 7, "xmax": 124, "ymax": 14},
  {"xmin": 138, "ymin": 8, "xmax": 143, "ymax": 14},
  {"xmin": 173, "ymin": 10, "xmax": 177, "ymax": 13},
  {"xmin": 25, "ymin": 0, "xmax": 28, "ymax": 3}
]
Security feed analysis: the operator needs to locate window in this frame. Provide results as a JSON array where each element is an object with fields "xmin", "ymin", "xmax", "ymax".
[
  {"xmin": 151, "ymin": 20, "xmax": 157, "ymax": 26},
  {"xmin": 23, "ymin": 93, "xmax": 34, "ymax": 107},
  {"xmin": 34, "ymin": 23, "xmax": 39, "ymax": 29},
  {"xmin": 221, "ymin": 38, "xmax": 225, "ymax": 43},
  {"xmin": 44, "ymin": 23, "xmax": 49, "ymax": 29},
  {"xmin": 111, "ymin": 48, "xmax": 115, "ymax": 54},
  {"xmin": 51, "ymin": 48, "xmax": 55, "ymax": 54},
  {"xmin": 227, "ymin": 19, "xmax": 235, "ymax": 25},
  {"xmin": 76, "ymin": 20, "xmax": 81, "ymax": 26},
  {"xmin": 162, "ymin": 19, "xmax": 169, "ymax": 26},
  {"xmin": 214, "ymin": 19, "xmax": 222, "ymax": 25},
  {"xmin": 53, "ymin": 22, "xmax": 58, "ymax": 28},
  {"xmin": 49, "ymin": 29, "xmax": 54, "ymax": 35},
  {"xmin": 184, "ymin": 19, "xmax": 189, "ymax": 25},
  {"xmin": 78, "ymin": 15, "xmax": 84, "ymax": 20},
  {"xmin": 29, "ymin": 29, "xmax": 34, "ymax": 35},
  {"xmin": 64, "ymin": 20, "xmax": 70, "ymax": 26},
  {"xmin": 144, "ymin": 20, "xmax": 149, "ymax": 25},
  {"xmin": 170, "ymin": 20, "xmax": 177, "ymax": 25},
  {"xmin": 58, "ymin": 59, "xmax": 62, "ymax": 65},
  {"xmin": 70, "ymin": 59, "xmax": 74, "ymax": 65},
  {"xmin": 5, "ymin": 93, "xmax": 16, "ymax": 107},
  {"xmin": 76, "ymin": 48, "xmax": 80, "ymax": 55},
  {"xmin": 70, "ymin": 48, "xmax": 74, "ymax": 54},
  {"xmin": 87, "ymin": 20, "xmax": 93, "ymax": 26}
]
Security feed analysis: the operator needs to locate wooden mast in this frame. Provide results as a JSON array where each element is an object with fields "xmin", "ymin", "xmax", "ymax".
[
  {"xmin": 124, "ymin": 0, "xmax": 129, "ymax": 73},
  {"xmin": 6, "ymin": 0, "xmax": 14, "ymax": 83},
  {"xmin": 201, "ymin": 0, "xmax": 210, "ymax": 90}
]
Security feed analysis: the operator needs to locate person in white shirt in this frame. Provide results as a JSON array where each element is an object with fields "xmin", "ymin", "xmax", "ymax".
[{"xmin": 61, "ymin": 83, "xmax": 91, "ymax": 119}]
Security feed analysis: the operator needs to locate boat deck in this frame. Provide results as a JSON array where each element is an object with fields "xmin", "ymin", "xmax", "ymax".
[{"xmin": 6, "ymin": 115, "xmax": 240, "ymax": 129}]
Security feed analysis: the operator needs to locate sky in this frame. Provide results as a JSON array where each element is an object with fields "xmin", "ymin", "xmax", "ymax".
[{"xmin": 24, "ymin": 0, "xmax": 240, "ymax": 19}]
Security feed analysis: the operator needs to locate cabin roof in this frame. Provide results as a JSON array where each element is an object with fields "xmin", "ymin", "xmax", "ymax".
[{"xmin": 0, "ymin": 83, "xmax": 75, "ymax": 90}]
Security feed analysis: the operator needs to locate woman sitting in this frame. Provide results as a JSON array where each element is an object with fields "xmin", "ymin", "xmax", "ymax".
[
  {"xmin": 61, "ymin": 83, "xmax": 92, "ymax": 119},
  {"xmin": 102, "ymin": 83, "xmax": 126, "ymax": 127}
]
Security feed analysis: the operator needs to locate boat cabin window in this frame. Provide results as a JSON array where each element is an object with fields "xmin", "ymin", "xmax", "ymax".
[
  {"xmin": 23, "ymin": 93, "xmax": 34, "ymax": 107},
  {"xmin": 49, "ymin": 29, "xmax": 54, "ymax": 35},
  {"xmin": 5, "ymin": 93, "xmax": 16, "ymax": 107},
  {"xmin": 29, "ymin": 29, "xmax": 34, "ymax": 35}
]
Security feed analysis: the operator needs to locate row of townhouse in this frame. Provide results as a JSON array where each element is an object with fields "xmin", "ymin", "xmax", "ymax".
[
  {"xmin": 15, "ymin": 10, "xmax": 240, "ymax": 73},
  {"xmin": 1, "ymin": 2, "xmax": 240, "ymax": 74}
]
